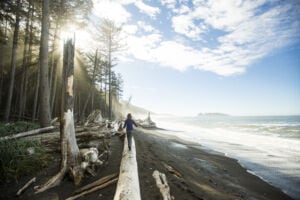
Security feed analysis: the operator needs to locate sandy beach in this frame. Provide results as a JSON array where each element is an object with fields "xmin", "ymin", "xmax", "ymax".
[
  {"xmin": 0, "ymin": 127, "xmax": 294, "ymax": 200},
  {"xmin": 134, "ymin": 128, "xmax": 293, "ymax": 200}
]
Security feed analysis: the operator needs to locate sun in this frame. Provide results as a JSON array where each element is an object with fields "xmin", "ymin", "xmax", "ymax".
[{"xmin": 60, "ymin": 24, "xmax": 93, "ymax": 52}]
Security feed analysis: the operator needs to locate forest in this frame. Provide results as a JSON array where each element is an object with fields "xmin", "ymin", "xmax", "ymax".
[
  {"xmin": 0, "ymin": 0, "xmax": 124, "ymax": 127},
  {"xmin": 0, "ymin": 0, "xmax": 129, "ymax": 193}
]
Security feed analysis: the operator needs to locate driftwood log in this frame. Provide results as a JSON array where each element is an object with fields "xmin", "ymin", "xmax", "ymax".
[
  {"xmin": 66, "ymin": 177, "xmax": 118, "ymax": 200},
  {"xmin": 0, "ymin": 126, "xmax": 55, "ymax": 141},
  {"xmin": 163, "ymin": 162, "xmax": 182, "ymax": 178},
  {"xmin": 74, "ymin": 173, "xmax": 118, "ymax": 194},
  {"xmin": 16, "ymin": 177, "xmax": 36, "ymax": 196},
  {"xmin": 114, "ymin": 135, "xmax": 141, "ymax": 200},
  {"xmin": 152, "ymin": 170, "xmax": 172, "ymax": 200}
]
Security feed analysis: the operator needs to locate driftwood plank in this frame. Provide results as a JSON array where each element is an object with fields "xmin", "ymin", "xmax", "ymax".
[
  {"xmin": 74, "ymin": 173, "xmax": 118, "ymax": 194},
  {"xmin": 66, "ymin": 178, "xmax": 118, "ymax": 200}
]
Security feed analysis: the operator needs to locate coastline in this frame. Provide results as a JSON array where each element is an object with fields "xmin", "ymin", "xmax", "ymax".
[
  {"xmin": 0, "ymin": 127, "xmax": 294, "ymax": 199},
  {"xmin": 135, "ymin": 127, "xmax": 293, "ymax": 200}
]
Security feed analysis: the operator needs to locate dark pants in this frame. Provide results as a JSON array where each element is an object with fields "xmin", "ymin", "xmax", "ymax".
[{"xmin": 127, "ymin": 130, "xmax": 133, "ymax": 149}]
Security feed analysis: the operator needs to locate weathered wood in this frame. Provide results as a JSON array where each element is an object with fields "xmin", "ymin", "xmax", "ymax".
[
  {"xmin": 163, "ymin": 162, "xmax": 182, "ymax": 178},
  {"xmin": 66, "ymin": 178, "xmax": 118, "ymax": 200},
  {"xmin": 51, "ymin": 117, "xmax": 58, "ymax": 124},
  {"xmin": 35, "ymin": 39, "xmax": 81, "ymax": 193},
  {"xmin": 16, "ymin": 177, "xmax": 36, "ymax": 196},
  {"xmin": 74, "ymin": 173, "xmax": 118, "ymax": 194},
  {"xmin": 114, "ymin": 135, "xmax": 141, "ymax": 200},
  {"xmin": 0, "ymin": 126, "xmax": 55, "ymax": 141},
  {"xmin": 152, "ymin": 170, "xmax": 172, "ymax": 200}
]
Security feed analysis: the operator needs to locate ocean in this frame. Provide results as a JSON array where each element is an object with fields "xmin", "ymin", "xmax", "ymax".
[{"xmin": 152, "ymin": 115, "xmax": 300, "ymax": 199}]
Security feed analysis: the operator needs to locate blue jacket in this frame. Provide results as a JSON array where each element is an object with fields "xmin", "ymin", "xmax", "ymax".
[{"xmin": 123, "ymin": 119, "xmax": 138, "ymax": 131}]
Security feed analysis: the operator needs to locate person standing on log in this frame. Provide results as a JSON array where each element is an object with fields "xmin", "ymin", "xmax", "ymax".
[{"xmin": 123, "ymin": 113, "xmax": 138, "ymax": 151}]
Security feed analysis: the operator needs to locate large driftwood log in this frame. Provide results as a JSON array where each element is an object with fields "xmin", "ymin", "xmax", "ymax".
[
  {"xmin": 114, "ymin": 135, "xmax": 141, "ymax": 200},
  {"xmin": 152, "ymin": 170, "xmax": 172, "ymax": 200},
  {"xmin": 16, "ymin": 177, "xmax": 36, "ymax": 196},
  {"xmin": 0, "ymin": 126, "xmax": 55, "ymax": 141}
]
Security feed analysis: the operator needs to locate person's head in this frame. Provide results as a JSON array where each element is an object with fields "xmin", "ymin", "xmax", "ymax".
[{"xmin": 127, "ymin": 113, "xmax": 132, "ymax": 120}]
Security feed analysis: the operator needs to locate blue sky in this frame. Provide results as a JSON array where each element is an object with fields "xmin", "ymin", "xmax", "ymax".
[{"xmin": 88, "ymin": 0, "xmax": 300, "ymax": 116}]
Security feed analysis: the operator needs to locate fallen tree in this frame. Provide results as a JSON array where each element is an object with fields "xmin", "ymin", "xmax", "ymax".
[
  {"xmin": 0, "ymin": 126, "xmax": 55, "ymax": 141},
  {"xmin": 114, "ymin": 135, "xmax": 141, "ymax": 200}
]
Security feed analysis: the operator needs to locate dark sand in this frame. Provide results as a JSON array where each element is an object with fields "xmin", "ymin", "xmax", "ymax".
[
  {"xmin": 0, "ymin": 127, "xmax": 294, "ymax": 200},
  {"xmin": 134, "ymin": 128, "xmax": 293, "ymax": 200}
]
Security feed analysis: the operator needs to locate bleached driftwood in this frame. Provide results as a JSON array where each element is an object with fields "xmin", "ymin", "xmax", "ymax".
[
  {"xmin": 163, "ymin": 162, "xmax": 182, "ymax": 178},
  {"xmin": 84, "ymin": 110, "xmax": 104, "ymax": 127},
  {"xmin": 0, "ymin": 126, "xmax": 55, "ymax": 141},
  {"xmin": 113, "ymin": 135, "xmax": 141, "ymax": 200},
  {"xmin": 51, "ymin": 117, "xmax": 58, "ymax": 124},
  {"xmin": 16, "ymin": 177, "xmax": 36, "ymax": 196},
  {"xmin": 152, "ymin": 170, "xmax": 172, "ymax": 200},
  {"xmin": 74, "ymin": 173, "xmax": 118, "ymax": 194},
  {"xmin": 66, "ymin": 178, "xmax": 118, "ymax": 200}
]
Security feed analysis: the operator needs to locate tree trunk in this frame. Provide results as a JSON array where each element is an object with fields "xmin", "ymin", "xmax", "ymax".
[
  {"xmin": 80, "ymin": 50, "xmax": 97, "ymax": 121},
  {"xmin": 24, "ymin": 1, "xmax": 35, "ymax": 118},
  {"xmin": 108, "ymin": 37, "xmax": 112, "ymax": 120},
  {"xmin": 32, "ymin": 65, "xmax": 40, "ymax": 121},
  {"xmin": 39, "ymin": 0, "xmax": 51, "ymax": 127},
  {"xmin": 4, "ymin": 0, "xmax": 21, "ymax": 122},
  {"xmin": 18, "ymin": 1, "xmax": 31, "ymax": 119},
  {"xmin": 91, "ymin": 50, "xmax": 98, "ymax": 111},
  {"xmin": 35, "ymin": 39, "xmax": 81, "ymax": 193}
]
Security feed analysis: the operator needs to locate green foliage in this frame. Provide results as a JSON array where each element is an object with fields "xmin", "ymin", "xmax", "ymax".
[
  {"xmin": 0, "ymin": 121, "xmax": 40, "ymax": 137},
  {"xmin": 0, "ymin": 139, "xmax": 49, "ymax": 184}
]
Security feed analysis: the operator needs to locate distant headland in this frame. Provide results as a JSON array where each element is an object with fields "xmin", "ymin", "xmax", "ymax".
[{"xmin": 197, "ymin": 113, "xmax": 230, "ymax": 117}]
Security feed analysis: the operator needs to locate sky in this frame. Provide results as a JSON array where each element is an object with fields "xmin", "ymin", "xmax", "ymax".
[{"xmin": 87, "ymin": 0, "xmax": 300, "ymax": 116}]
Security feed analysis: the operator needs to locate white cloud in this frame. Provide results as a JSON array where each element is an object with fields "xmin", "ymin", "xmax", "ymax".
[
  {"xmin": 134, "ymin": 0, "xmax": 160, "ymax": 18},
  {"xmin": 137, "ymin": 21, "xmax": 155, "ymax": 33},
  {"xmin": 125, "ymin": 33, "xmax": 162, "ymax": 61},
  {"xmin": 123, "ymin": 25, "xmax": 138, "ymax": 34},
  {"xmin": 99, "ymin": 0, "xmax": 299, "ymax": 76},
  {"xmin": 93, "ymin": 0, "xmax": 131, "ymax": 24},
  {"xmin": 172, "ymin": 14, "xmax": 205, "ymax": 40},
  {"xmin": 160, "ymin": 0, "xmax": 177, "ymax": 9}
]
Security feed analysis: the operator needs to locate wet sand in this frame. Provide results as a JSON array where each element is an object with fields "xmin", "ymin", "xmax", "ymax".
[
  {"xmin": 134, "ymin": 128, "xmax": 293, "ymax": 200},
  {"xmin": 0, "ymin": 127, "xmax": 294, "ymax": 200}
]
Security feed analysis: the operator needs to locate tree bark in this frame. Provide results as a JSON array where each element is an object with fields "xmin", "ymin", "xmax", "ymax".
[
  {"xmin": 39, "ymin": 0, "xmax": 51, "ymax": 127},
  {"xmin": 4, "ymin": 0, "xmax": 21, "ymax": 122}
]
